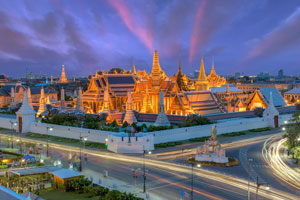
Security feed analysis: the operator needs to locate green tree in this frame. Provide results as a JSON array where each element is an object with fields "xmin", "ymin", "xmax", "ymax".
[
  {"xmin": 104, "ymin": 190, "xmax": 123, "ymax": 200},
  {"xmin": 122, "ymin": 121, "xmax": 129, "ymax": 128},
  {"xmin": 111, "ymin": 120, "xmax": 119, "ymax": 127},
  {"xmin": 284, "ymin": 112, "xmax": 300, "ymax": 150},
  {"xmin": 291, "ymin": 146, "xmax": 300, "ymax": 162}
]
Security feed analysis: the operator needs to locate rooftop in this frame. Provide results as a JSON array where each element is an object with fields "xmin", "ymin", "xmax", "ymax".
[
  {"xmin": 285, "ymin": 87, "xmax": 300, "ymax": 94},
  {"xmin": 50, "ymin": 169, "xmax": 82, "ymax": 179},
  {"xmin": 0, "ymin": 185, "xmax": 26, "ymax": 200}
]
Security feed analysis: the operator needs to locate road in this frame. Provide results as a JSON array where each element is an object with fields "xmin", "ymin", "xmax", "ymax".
[{"xmin": 0, "ymin": 131, "xmax": 299, "ymax": 199}]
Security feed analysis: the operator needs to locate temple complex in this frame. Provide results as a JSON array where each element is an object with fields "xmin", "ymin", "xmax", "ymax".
[{"xmin": 81, "ymin": 50, "xmax": 225, "ymax": 116}]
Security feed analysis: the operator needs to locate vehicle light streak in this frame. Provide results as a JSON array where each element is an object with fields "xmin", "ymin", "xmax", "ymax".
[
  {"xmin": 2, "ymin": 133, "xmax": 298, "ymax": 200},
  {"xmin": 262, "ymin": 135, "xmax": 300, "ymax": 190}
]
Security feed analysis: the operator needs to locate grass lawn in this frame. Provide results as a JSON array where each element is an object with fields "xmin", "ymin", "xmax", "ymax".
[{"xmin": 39, "ymin": 188, "xmax": 99, "ymax": 200}]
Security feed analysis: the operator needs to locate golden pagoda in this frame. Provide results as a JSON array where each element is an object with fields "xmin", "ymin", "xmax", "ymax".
[
  {"xmin": 59, "ymin": 65, "xmax": 68, "ymax": 83},
  {"xmin": 207, "ymin": 60, "xmax": 226, "ymax": 88},
  {"xmin": 195, "ymin": 53, "xmax": 209, "ymax": 91},
  {"xmin": 175, "ymin": 54, "xmax": 193, "ymax": 91},
  {"xmin": 132, "ymin": 61, "xmax": 137, "ymax": 75}
]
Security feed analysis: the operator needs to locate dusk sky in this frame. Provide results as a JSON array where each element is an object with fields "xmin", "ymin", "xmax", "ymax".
[{"xmin": 1, "ymin": 0, "xmax": 300, "ymax": 78}]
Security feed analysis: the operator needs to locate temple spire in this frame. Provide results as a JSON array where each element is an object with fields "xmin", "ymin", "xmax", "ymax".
[
  {"xmin": 60, "ymin": 87, "xmax": 65, "ymax": 110},
  {"xmin": 210, "ymin": 59, "xmax": 216, "ymax": 76},
  {"xmin": 36, "ymin": 87, "xmax": 46, "ymax": 117},
  {"xmin": 75, "ymin": 87, "xmax": 83, "ymax": 112},
  {"xmin": 123, "ymin": 91, "xmax": 137, "ymax": 124},
  {"xmin": 195, "ymin": 52, "xmax": 209, "ymax": 91},
  {"xmin": 154, "ymin": 90, "xmax": 170, "ymax": 126},
  {"xmin": 103, "ymin": 87, "xmax": 109, "ymax": 113},
  {"xmin": 132, "ymin": 59, "xmax": 137, "ymax": 75},
  {"xmin": 59, "ymin": 65, "xmax": 68, "ymax": 83},
  {"xmin": 198, "ymin": 52, "xmax": 207, "ymax": 81},
  {"xmin": 17, "ymin": 89, "xmax": 36, "ymax": 115},
  {"xmin": 27, "ymin": 87, "xmax": 32, "ymax": 108},
  {"xmin": 178, "ymin": 52, "xmax": 182, "ymax": 74},
  {"xmin": 151, "ymin": 49, "xmax": 161, "ymax": 77}
]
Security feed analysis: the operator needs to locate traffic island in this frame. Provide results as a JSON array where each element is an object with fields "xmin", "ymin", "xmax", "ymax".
[{"xmin": 187, "ymin": 157, "xmax": 239, "ymax": 167}]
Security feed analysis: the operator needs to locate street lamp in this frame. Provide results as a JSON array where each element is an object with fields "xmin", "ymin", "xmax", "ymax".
[
  {"xmin": 282, "ymin": 127, "xmax": 286, "ymax": 131},
  {"xmin": 79, "ymin": 134, "xmax": 87, "ymax": 172},
  {"xmin": 9, "ymin": 121, "xmax": 17, "ymax": 149},
  {"xmin": 191, "ymin": 162, "xmax": 194, "ymax": 200},
  {"xmin": 247, "ymin": 158, "xmax": 253, "ymax": 200},
  {"xmin": 46, "ymin": 126, "xmax": 53, "ymax": 157},
  {"xmin": 142, "ymin": 146, "xmax": 151, "ymax": 193},
  {"xmin": 284, "ymin": 120, "xmax": 288, "ymax": 124}
]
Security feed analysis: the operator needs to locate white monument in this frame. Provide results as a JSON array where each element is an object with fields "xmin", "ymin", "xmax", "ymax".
[
  {"xmin": 195, "ymin": 125, "xmax": 228, "ymax": 163},
  {"xmin": 263, "ymin": 92, "xmax": 279, "ymax": 128},
  {"xmin": 16, "ymin": 89, "xmax": 36, "ymax": 133}
]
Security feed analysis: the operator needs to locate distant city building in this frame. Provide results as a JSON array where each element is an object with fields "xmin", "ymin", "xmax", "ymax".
[
  {"xmin": 234, "ymin": 72, "xmax": 241, "ymax": 79},
  {"xmin": 278, "ymin": 69, "xmax": 284, "ymax": 79},
  {"xmin": 0, "ymin": 74, "xmax": 9, "ymax": 86}
]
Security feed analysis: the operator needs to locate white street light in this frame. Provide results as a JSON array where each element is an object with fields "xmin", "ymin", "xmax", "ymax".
[
  {"xmin": 265, "ymin": 186, "xmax": 270, "ymax": 190},
  {"xmin": 282, "ymin": 127, "xmax": 286, "ymax": 131},
  {"xmin": 49, "ymin": 127, "xmax": 53, "ymax": 131},
  {"xmin": 148, "ymin": 151, "xmax": 152, "ymax": 155},
  {"xmin": 297, "ymin": 138, "xmax": 300, "ymax": 141},
  {"xmin": 197, "ymin": 164, "xmax": 201, "ymax": 168},
  {"xmin": 284, "ymin": 121, "xmax": 288, "ymax": 124}
]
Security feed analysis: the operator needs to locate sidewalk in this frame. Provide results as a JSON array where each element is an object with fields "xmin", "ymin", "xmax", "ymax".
[{"xmin": 82, "ymin": 168, "xmax": 164, "ymax": 200}]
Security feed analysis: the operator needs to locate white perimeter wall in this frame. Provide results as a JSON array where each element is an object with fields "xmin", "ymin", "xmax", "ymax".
[
  {"xmin": 0, "ymin": 116, "xmax": 16, "ymax": 130},
  {"xmin": 0, "ymin": 113, "xmax": 294, "ymax": 144},
  {"xmin": 152, "ymin": 114, "xmax": 293, "ymax": 144}
]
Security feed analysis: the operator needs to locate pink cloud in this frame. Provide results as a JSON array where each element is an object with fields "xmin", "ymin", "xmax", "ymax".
[
  {"xmin": 245, "ymin": 7, "xmax": 300, "ymax": 62},
  {"xmin": 107, "ymin": 0, "xmax": 153, "ymax": 52}
]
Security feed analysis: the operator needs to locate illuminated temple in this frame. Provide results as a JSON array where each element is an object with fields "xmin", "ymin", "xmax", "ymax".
[{"xmin": 82, "ymin": 50, "xmax": 226, "ymax": 115}]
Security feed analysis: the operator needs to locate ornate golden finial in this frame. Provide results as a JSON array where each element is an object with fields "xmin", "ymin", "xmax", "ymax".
[
  {"xmin": 197, "ymin": 51, "xmax": 206, "ymax": 81},
  {"xmin": 132, "ymin": 58, "xmax": 137, "ymax": 75}
]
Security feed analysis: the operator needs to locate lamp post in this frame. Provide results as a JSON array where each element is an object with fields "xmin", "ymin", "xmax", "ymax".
[
  {"xmin": 16, "ymin": 138, "xmax": 22, "ymax": 153},
  {"xmin": 142, "ymin": 147, "xmax": 151, "ymax": 193},
  {"xmin": 190, "ymin": 162, "xmax": 194, "ymax": 200},
  {"xmin": 190, "ymin": 163, "xmax": 201, "ymax": 200},
  {"xmin": 9, "ymin": 121, "xmax": 17, "ymax": 149},
  {"xmin": 79, "ymin": 133, "xmax": 87, "ymax": 172},
  {"xmin": 247, "ymin": 158, "xmax": 253, "ymax": 200},
  {"xmin": 46, "ymin": 126, "xmax": 53, "ymax": 157}
]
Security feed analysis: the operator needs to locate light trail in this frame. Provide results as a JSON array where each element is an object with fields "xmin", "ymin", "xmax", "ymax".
[
  {"xmin": 2, "ymin": 133, "xmax": 298, "ymax": 199},
  {"xmin": 262, "ymin": 135, "xmax": 300, "ymax": 190},
  {"xmin": 152, "ymin": 133, "xmax": 281, "ymax": 160}
]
